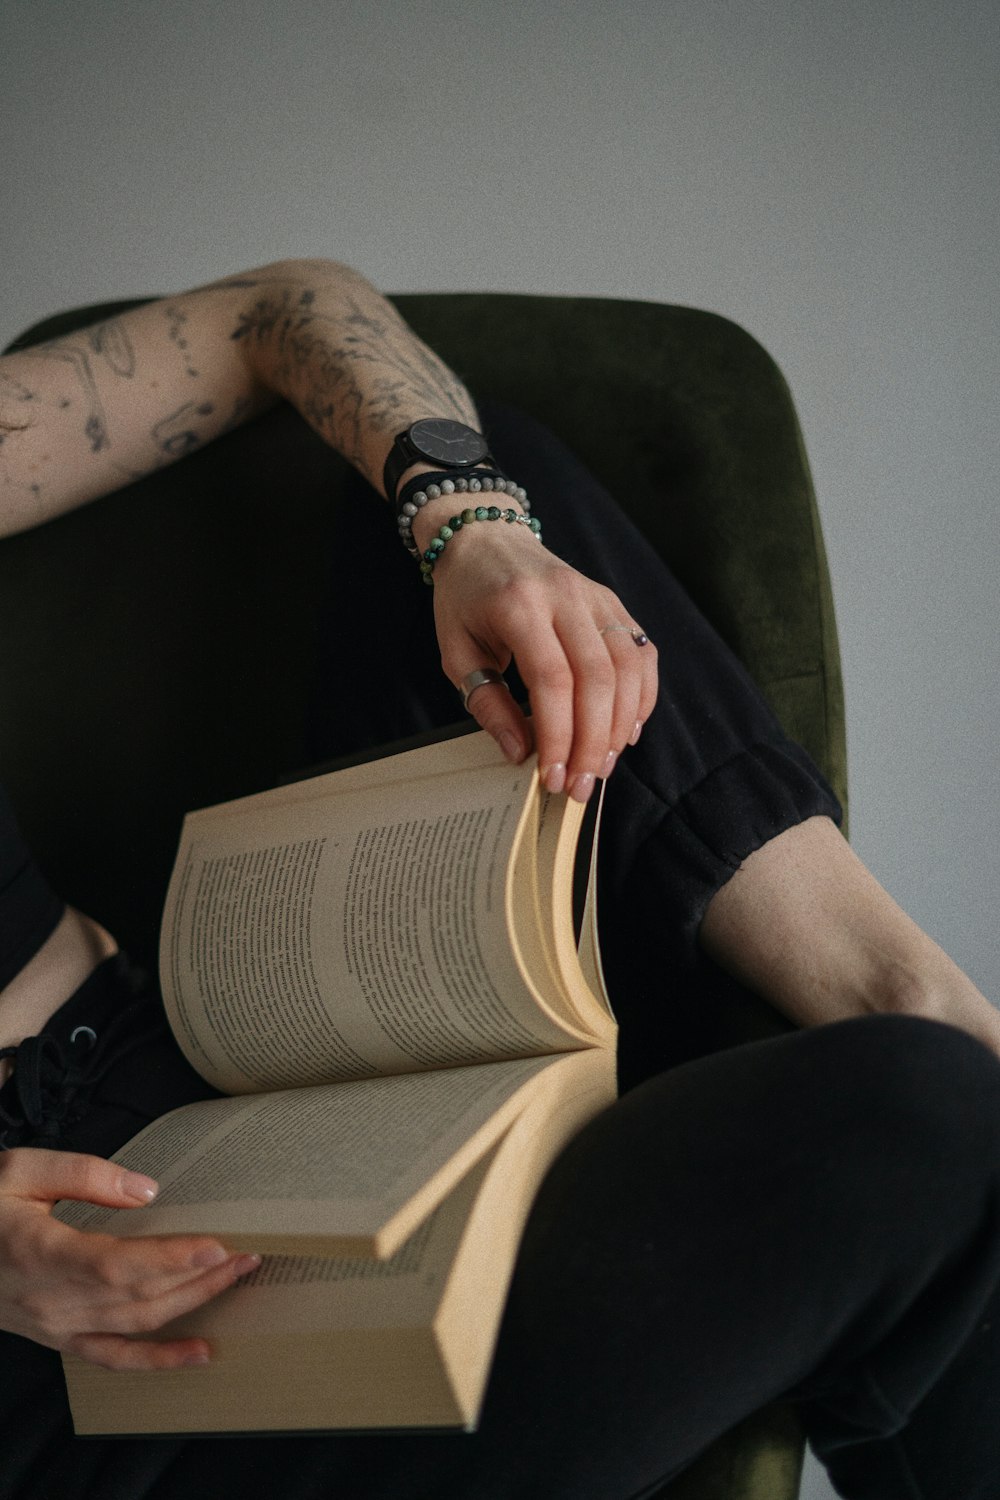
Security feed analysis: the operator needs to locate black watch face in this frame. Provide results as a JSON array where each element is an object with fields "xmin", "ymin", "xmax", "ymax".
[{"xmin": 409, "ymin": 418, "xmax": 488, "ymax": 467}]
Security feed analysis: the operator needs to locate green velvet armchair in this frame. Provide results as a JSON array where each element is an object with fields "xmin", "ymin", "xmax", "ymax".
[{"xmin": 0, "ymin": 291, "xmax": 846, "ymax": 1499}]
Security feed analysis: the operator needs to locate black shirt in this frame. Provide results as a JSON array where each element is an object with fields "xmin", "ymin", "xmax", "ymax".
[{"xmin": 0, "ymin": 784, "xmax": 64, "ymax": 991}]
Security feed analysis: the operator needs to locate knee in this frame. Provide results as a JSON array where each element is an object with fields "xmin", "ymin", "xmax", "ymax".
[
  {"xmin": 829, "ymin": 1011, "xmax": 998, "ymax": 1098},
  {"xmin": 806, "ymin": 1014, "xmax": 1000, "ymax": 1194}
]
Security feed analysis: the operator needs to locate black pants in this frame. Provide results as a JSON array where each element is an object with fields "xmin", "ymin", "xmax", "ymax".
[{"xmin": 2, "ymin": 407, "xmax": 999, "ymax": 1500}]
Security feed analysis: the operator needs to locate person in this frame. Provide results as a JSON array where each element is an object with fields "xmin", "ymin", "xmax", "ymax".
[{"xmin": 1, "ymin": 258, "xmax": 998, "ymax": 1500}]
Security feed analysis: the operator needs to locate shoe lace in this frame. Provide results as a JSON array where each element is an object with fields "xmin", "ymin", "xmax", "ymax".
[
  {"xmin": 0, "ymin": 1031, "xmax": 92, "ymax": 1147},
  {"xmin": 0, "ymin": 988, "xmax": 161, "ymax": 1150}
]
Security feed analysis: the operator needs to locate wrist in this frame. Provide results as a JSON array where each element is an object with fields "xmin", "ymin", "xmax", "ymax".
[
  {"xmin": 416, "ymin": 503, "xmax": 542, "ymax": 585},
  {"xmin": 382, "ymin": 419, "xmax": 492, "ymax": 507},
  {"xmin": 397, "ymin": 468, "xmax": 528, "ymax": 555},
  {"xmin": 410, "ymin": 490, "xmax": 528, "ymax": 554},
  {"xmin": 395, "ymin": 460, "xmax": 491, "ymax": 514}
]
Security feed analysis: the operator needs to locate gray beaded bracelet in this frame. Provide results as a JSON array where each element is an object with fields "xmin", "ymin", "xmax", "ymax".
[
  {"xmin": 419, "ymin": 505, "xmax": 543, "ymax": 585},
  {"xmin": 396, "ymin": 470, "xmax": 530, "ymax": 559}
]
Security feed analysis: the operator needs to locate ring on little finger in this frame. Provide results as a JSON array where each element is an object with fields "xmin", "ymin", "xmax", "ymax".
[
  {"xmin": 460, "ymin": 667, "xmax": 511, "ymax": 712},
  {"xmin": 599, "ymin": 624, "xmax": 651, "ymax": 648}
]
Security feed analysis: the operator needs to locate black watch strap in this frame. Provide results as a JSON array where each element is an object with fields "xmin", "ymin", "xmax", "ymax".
[{"xmin": 383, "ymin": 421, "xmax": 494, "ymax": 506}]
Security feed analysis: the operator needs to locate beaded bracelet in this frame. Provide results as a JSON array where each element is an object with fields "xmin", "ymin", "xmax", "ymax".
[
  {"xmin": 396, "ymin": 470, "xmax": 530, "ymax": 558},
  {"xmin": 395, "ymin": 467, "xmax": 530, "ymax": 522},
  {"xmin": 419, "ymin": 506, "xmax": 543, "ymax": 585}
]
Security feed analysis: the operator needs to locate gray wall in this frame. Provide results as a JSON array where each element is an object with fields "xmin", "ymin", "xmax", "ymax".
[{"xmin": 3, "ymin": 3, "xmax": 997, "ymax": 1495}]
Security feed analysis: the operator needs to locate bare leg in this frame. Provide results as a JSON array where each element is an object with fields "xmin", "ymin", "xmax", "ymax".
[
  {"xmin": 0, "ymin": 909, "xmax": 118, "ymax": 1082},
  {"xmin": 699, "ymin": 815, "xmax": 1000, "ymax": 1059}
]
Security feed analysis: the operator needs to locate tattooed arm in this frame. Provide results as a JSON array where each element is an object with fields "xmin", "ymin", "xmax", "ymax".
[
  {"xmin": 0, "ymin": 258, "xmax": 473, "ymax": 535},
  {"xmin": 0, "ymin": 258, "xmax": 657, "ymax": 791}
]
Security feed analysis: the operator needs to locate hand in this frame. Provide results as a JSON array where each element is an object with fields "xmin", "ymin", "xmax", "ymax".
[
  {"xmin": 0, "ymin": 1148, "xmax": 259, "ymax": 1370},
  {"xmin": 429, "ymin": 521, "xmax": 659, "ymax": 800}
]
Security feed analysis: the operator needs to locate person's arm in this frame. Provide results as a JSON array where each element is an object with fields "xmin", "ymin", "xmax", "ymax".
[
  {"xmin": 0, "ymin": 258, "xmax": 657, "ymax": 796},
  {"xmin": 0, "ymin": 258, "xmax": 473, "ymax": 528}
]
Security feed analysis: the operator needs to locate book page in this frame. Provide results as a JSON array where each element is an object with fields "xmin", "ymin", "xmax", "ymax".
[
  {"xmin": 137, "ymin": 1151, "xmax": 495, "ymax": 1342},
  {"xmin": 59, "ymin": 1154, "xmax": 496, "ymax": 1435},
  {"xmin": 56, "ymin": 1055, "xmax": 563, "ymax": 1257},
  {"xmin": 194, "ymin": 730, "xmax": 609, "ymax": 1041},
  {"xmin": 161, "ymin": 759, "xmax": 588, "ymax": 1094},
  {"xmin": 61, "ymin": 1047, "xmax": 617, "ymax": 1436},
  {"xmin": 519, "ymin": 784, "xmax": 616, "ymax": 1037},
  {"xmin": 191, "ymin": 728, "xmax": 503, "ymax": 822},
  {"xmin": 575, "ymin": 782, "xmax": 614, "ymax": 1019}
]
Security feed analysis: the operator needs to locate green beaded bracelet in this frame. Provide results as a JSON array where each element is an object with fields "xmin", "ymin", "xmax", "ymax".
[{"xmin": 419, "ymin": 507, "xmax": 543, "ymax": 584}]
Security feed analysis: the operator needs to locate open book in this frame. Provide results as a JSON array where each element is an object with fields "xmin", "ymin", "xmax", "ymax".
[{"xmin": 58, "ymin": 730, "xmax": 618, "ymax": 1435}]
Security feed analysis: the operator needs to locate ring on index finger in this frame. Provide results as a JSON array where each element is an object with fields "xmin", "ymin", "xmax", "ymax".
[
  {"xmin": 599, "ymin": 624, "xmax": 651, "ymax": 648},
  {"xmin": 460, "ymin": 667, "xmax": 510, "ymax": 712}
]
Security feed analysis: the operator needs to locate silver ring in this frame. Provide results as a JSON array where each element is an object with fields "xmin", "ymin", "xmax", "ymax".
[
  {"xmin": 600, "ymin": 624, "xmax": 650, "ymax": 648},
  {"xmin": 460, "ymin": 667, "xmax": 509, "ymax": 712}
]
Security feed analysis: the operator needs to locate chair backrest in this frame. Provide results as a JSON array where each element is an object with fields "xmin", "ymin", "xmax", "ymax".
[
  {"xmin": 0, "ymin": 292, "xmax": 845, "ymax": 975},
  {"xmin": 1, "ymin": 290, "xmax": 818, "ymax": 1499}
]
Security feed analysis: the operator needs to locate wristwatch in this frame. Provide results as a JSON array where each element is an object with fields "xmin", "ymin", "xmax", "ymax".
[{"xmin": 383, "ymin": 419, "xmax": 495, "ymax": 506}]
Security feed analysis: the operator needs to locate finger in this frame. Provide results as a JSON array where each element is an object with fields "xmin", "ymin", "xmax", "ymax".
[
  {"xmin": 89, "ymin": 1253, "xmax": 262, "ymax": 1336},
  {"xmin": 0, "ymin": 1147, "xmax": 158, "ymax": 1209},
  {"xmin": 538, "ymin": 610, "xmax": 618, "ymax": 800},
  {"xmin": 31, "ymin": 1218, "xmax": 254, "ymax": 1326},
  {"xmin": 510, "ymin": 631, "xmax": 576, "ymax": 794},
  {"xmin": 600, "ymin": 625, "xmax": 659, "ymax": 760},
  {"xmin": 502, "ymin": 575, "xmax": 625, "ymax": 794},
  {"xmin": 16, "ymin": 1226, "xmax": 257, "ymax": 1347},
  {"xmin": 630, "ymin": 634, "xmax": 660, "ymax": 746},
  {"xmin": 47, "ymin": 1222, "xmax": 251, "ymax": 1306},
  {"xmin": 68, "ymin": 1331, "xmax": 213, "ymax": 1372},
  {"xmin": 637, "ymin": 633, "xmax": 660, "ymax": 727}
]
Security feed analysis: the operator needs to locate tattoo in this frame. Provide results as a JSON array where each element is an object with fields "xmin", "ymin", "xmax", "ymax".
[
  {"xmin": 229, "ymin": 286, "xmax": 310, "ymax": 348},
  {"xmin": 229, "ymin": 283, "xmax": 474, "ymax": 483},
  {"xmin": 152, "ymin": 400, "xmax": 216, "ymax": 457},
  {"xmin": 0, "ymin": 392, "xmax": 45, "ymax": 500},
  {"xmin": 0, "ymin": 375, "xmax": 36, "ymax": 448},
  {"xmin": 88, "ymin": 318, "xmax": 136, "ymax": 378},
  {"xmin": 27, "ymin": 341, "xmax": 110, "ymax": 452},
  {"xmin": 165, "ymin": 305, "xmax": 199, "ymax": 377},
  {"xmin": 0, "ymin": 369, "xmax": 37, "ymax": 408}
]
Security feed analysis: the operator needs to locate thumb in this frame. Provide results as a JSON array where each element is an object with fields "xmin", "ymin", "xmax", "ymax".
[{"xmin": 1, "ymin": 1147, "xmax": 159, "ymax": 1209}]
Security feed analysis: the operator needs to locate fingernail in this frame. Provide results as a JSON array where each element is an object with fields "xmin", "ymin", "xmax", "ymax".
[
  {"xmin": 568, "ymin": 772, "xmax": 596, "ymax": 804},
  {"xmin": 629, "ymin": 720, "xmax": 643, "ymax": 746},
  {"xmin": 601, "ymin": 750, "xmax": 617, "ymax": 779},
  {"xmin": 233, "ymin": 1254, "xmax": 262, "ymax": 1277},
  {"xmin": 121, "ymin": 1171, "xmax": 159, "ymax": 1204},
  {"xmin": 498, "ymin": 731, "xmax": 524, "ymax": 764},
  {"xmin": 542, "ymin": 763, "xmax": 566, "ymax": 795},
  {"xmin": 191, "ymin": 1245, "xmax": 230, "ymax": 1270},
  {"xmin": 183, "ymin": 1348, "xmax": 211, "ymax": 1366}
]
